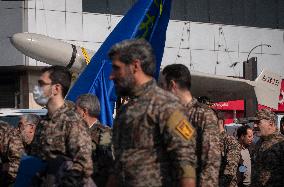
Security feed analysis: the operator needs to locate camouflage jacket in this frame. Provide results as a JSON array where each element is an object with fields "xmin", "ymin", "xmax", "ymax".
[
  {"xmin": 184, "ymin": 98, "xmax": 221, "ymax": 187},
  {"xmin": 219, "ymin": 131, "xmax": 241, "ymax": 187},
  {"xmin": 112, "ymin": 79, "xmax": 196, "ymax": 187},
  {"xmin": 30, "ymin": 102, "xmax": 93, "ymax": 182},
  {"xmin": 251, "ymin": 132, "xmax": 284, "ymax": 187},
  {"xmin": 89, "ymin": 120, "xmax": 113, "ymax": 187},
  {"xmin": 0, "ymin": 126, "xmax": 25, "ymax": 184},
  {"xmin": 0, "ymin": 122, "xmax": 10, "ymax": 144}
]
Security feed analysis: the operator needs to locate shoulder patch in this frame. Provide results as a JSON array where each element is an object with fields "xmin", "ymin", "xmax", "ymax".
[
  {"xmin": 176, "ymin": 120, "xmax": 194, "ymax": 140},
  {"xmin": 167, "ymin": 110, "xmax": 195, "ymax": 141}
]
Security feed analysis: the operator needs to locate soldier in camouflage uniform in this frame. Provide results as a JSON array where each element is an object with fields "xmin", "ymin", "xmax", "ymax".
[
  {"xmin": 216, "ymin": 111, "xmax": 241, "ymax": 187},
  {"xmin": 160, "ymin": 64, "xmax": 221, "ymax": 187},
  {"xmin": 30, "ymin": 66, "xmax": 94, "ymax": 186},
  {"xmin": 251, "ymin": 109, "xmax": 284, "ymax": 187},
  {"xmin": 0, "ymin": 121, "xmax": 25, "ymax": 187},
  {"xmin": 76, "ymin": 93, "xmax": 113, "ymax": 187},
  {"xmin": 106, "ymin": 39, "xmax": 196, "ymax": 187}
]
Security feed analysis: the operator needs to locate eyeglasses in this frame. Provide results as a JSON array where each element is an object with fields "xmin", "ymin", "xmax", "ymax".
[{"xmin": 38, "ymin": 80, "xmax": 52, "ymax": 87}]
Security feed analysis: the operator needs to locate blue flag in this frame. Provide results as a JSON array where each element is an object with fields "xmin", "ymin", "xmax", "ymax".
[{"xmin": 66, "ymin": 0, "xmax": 172, "ymax": 126}]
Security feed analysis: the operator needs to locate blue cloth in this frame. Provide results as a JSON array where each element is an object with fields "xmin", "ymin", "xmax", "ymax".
[
  {"xmin": 14, "ymin": 156, "xmax": 46, "ymax": 187},
  {"xmin": 66, "ymin": 0, "xmax": 172, "ymax": 126}
]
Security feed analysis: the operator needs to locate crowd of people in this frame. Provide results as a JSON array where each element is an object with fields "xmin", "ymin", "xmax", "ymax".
[{"xmin": 0, "ymin": 39, "xmax": 283, "ymax": 187}]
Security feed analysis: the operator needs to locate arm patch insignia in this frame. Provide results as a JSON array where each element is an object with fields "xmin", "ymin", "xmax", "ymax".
[
  {"xmin": 176, "ymin": 119, "xmax": 194, "ymax": 140},
  {"xmin": 166, "ymin": 110, "xmax": 195, "ymax": 141}
]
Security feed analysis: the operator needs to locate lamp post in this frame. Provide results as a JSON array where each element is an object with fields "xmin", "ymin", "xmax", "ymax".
[
  {"xmin": 243, "ymin": 43, "xmax": 271, "ymax": 118},
  {"xmin": 246, "ymin": 44, "xmax": 271, "ymax": 62}
]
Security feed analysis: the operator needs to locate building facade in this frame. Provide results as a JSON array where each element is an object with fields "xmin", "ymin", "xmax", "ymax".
[{"xmin": 0, "ymin": 0, "xmax": 283, "ymax": 109}]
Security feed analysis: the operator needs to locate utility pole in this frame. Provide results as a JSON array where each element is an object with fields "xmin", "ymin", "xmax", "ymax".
[{"xmin": 243, "ymin": 57, "xmax": 258, "ymax": 117}]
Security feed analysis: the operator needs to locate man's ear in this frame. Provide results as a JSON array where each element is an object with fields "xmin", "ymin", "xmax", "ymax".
[
  {"xmin": 53, "ymin": 84, "xmax": 61, "ymax": 95},
  {"xmin": 132, "ymin": 59, "xmax": 142, "ymax": 73},
  {"xmin": 269, "ymin": 120, "xmax": 276, "ymax": 128},
  {"xmin": 169, "ymin": 80, "xmax": 177, "ymax": 90},
  {"xmin": 82, "ymin": 108, "xmax": 88, "ymax": 118}
]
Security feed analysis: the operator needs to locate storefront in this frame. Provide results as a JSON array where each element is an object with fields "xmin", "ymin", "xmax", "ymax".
[{"xmin": 213, "ymin": 80, "xmax": 284, "ymax": 125}]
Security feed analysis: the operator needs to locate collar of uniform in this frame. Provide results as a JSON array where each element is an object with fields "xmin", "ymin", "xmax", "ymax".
[
  {"xmin": 130, "ymin": 79, "xmax": 156, "ymax": 98},
  {"xmin": 184, "ymin": 97, "xmax": 198, "ymax": 109},
  {"xmin": 49, "ymin": 102, "xmax": 69, "ymax": 122},
  {"xmin": 89, "ymin": 119, "xmax": 100, "ymax": 129},
  {"xmin": 89, "ymin": 121, "xmax": 107, "ymax": 134},
  {"xmin": 260, "ymin": 131, "xmax": 279, "ymax": 141}
]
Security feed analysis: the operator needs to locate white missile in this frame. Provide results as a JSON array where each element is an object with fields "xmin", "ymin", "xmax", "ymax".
[{"xmin": 10, "ymin": 33, "xmax": 95, "ymax": 72}]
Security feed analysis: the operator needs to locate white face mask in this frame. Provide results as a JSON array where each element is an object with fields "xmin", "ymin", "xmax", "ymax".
[{"xmin": 33, "ymin": 85, "xmax": 51, "ymax": 106}]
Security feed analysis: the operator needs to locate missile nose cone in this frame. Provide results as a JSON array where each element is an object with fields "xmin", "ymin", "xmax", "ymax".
[
  {"xmin": 10, "ymin": 33, "xmax": 32, "ymax": 50},
  {"xmin": 9, "ymin": 32, "xmax": 94, "ymax": 72}
]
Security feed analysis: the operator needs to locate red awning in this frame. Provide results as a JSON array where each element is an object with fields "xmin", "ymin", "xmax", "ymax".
[{"xmin": 213, "ymin": 79, "xmax": 284, "ymax": 112}]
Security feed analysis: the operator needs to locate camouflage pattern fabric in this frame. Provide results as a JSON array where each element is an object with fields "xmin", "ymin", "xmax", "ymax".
[
  {"xmin": 251, "ymin": 132, "xmax": 284, "ymax": 187},
  {"xmin": 112, "ymin": 79, "xmax": 196, "ymax": 187},
  {"xmin": 65, "ymin": 99, "xmax": 76, "ymax": 111},
  {"xmin": 184, "ymin": 98, "xmax": 221, "ymax": 187},
  {"xmin": 56, "ymin": 160, "xmax": 97, "ymax": 187},
  {"xmin": 0, "ymin": 122, "xmax": 11, "ymax": 158},
  {"xmin": 0, "ymin": 127, "xmax": 25, "ymax": 185},
  {"xmin": 0, "ymin": 122, "xmax": 11, "ymax": 144},
  {"xmin": 89, "ymin": 120, "xmax": 113, "ymax": 187},
  {"xmin": 30, "ymin": 102, "xmax": 93, "ymax": 185},
  {"xmin": 219, "ymin": 131, "xmax": 241, "ymax": 187}
]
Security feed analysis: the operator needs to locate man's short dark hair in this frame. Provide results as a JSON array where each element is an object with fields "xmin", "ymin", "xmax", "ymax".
[
  {"xmin": 162, "ymin": 64, "xmax": 191, "ymax": 91},
  {"xmin": 237, "ymin": 125, "xmax": 252, "ymax": 139},
  {"xmin": 42, "ymin": 66, "xmax": 71, "ymax": 97},
  {"xmin": 76, "ymin": 94, "xmax": 100, "ymax": 118},
  {"xmin": 108, "ymin": 39, "xmax": 156, "ymax": 76}
]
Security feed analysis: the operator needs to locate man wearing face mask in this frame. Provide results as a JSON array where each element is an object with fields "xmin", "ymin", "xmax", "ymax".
[
  {"xmin": 30, "ymin": 66, "xmax": 94, "ymax": 186},
  {"xmin": 76, "ymin": 94, "xmax": 113, "ymax": 187},
  {"xmin": 251, "ymin": 109, "xmax": 284, "ymax": 187}
]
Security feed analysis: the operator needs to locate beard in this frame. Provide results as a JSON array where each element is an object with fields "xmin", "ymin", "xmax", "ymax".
[
  {"xmin": 113, "ymin": 70, "xmax": 136, "ymax": 96},
  {"xmin": 20, "ymin": 129, "xmax": 33, "ymax": 145}
]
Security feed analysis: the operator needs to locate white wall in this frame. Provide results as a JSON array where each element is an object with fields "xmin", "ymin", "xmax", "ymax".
[
  {"xmin": 163, "ymin": 21, "xmax": 284, "ymax": 77},
  {"xmin": 24, "ymin": 0, "xmax": 284, "ymax": 78}
]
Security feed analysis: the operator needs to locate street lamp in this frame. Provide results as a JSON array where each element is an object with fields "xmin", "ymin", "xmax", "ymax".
[
  {"xmin": 246, "ymin": 44, "xmax": 271, "ymax": 62},
  {"xmin": 243, "ymin": 43, "xmax": 271, "ymax": 118}
]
